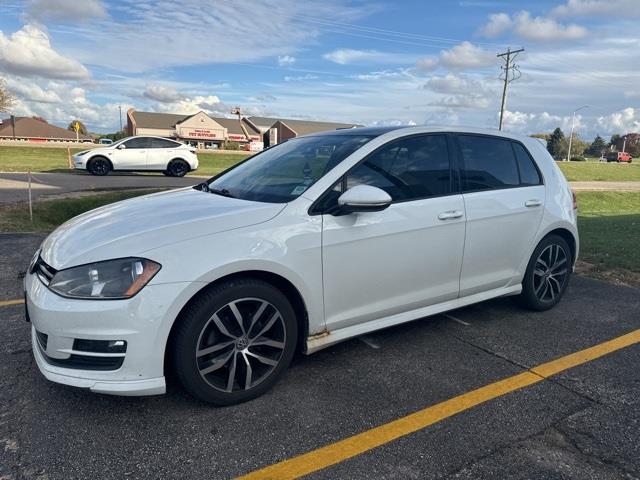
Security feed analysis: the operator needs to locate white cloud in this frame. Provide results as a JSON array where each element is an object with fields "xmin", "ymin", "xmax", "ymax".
[
  {"xmin": 480, "ymin": 12, "xmax": 512, "ymax": 37},
  {"xmin": 597, "ymin": 108, "xmax": 640, "ymax": 133},
  {"xmin": 284, "ymin": 74, "xmax": 319, "ymax": 82},
  {"xmin": 415, "ymin": 57, "xmax": 438, "ymax": 71},
  {"xmin": 157, "ymin": 95, "xmax": 225, "ymax": 116},
  {"xmin": 480, "ymin": 11, "xmax": 588, "ymax": 42},
  {"xmin": 423, "ymin": 73, "xmax": 488, "ymax": 94},
  {"xmin": 26, "ymin": 0, "xmax": 107, "ymax": 22},
  {"xmin": 552, "ymin": 0, "xmax": 640, "ymax": 17},
  {"xmin": 323, "ymin": 48, "xmax": 414, "ymax": 65},
  {"xmin": 5, "ymin": 77, "xmax": 61, "ymax": 103},
  {"xmin": 63, "ymin": 0, "xmax": 370, "ymax": 72},
  {"xmin": 143, "ymin": 85, "xmax": 183, "ymax": 103},
  {"xmin": 440, "ymin": 42, "xmax": 496, "ymax": 70},
  {"xmin": 430, "ymin": 94, "xmax": 490, "ymax": 109},
  {"xmin": 0, "ymin": 24, "xmax": 90, "ymax": 79},
  {"xmin": 415, "ymin": 42, "xmax": 495, "ymax": 72},
  {"xmin": 277, "ymin": 55, "xmax": 296, "ymax": 66},
  {"xmin": 513, "ymin": 11, "xmax": 588, "ymax": 42}
]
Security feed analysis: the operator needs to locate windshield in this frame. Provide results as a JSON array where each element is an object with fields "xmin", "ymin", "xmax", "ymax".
[{"xmin": 206, "ymin": 134, "xmax": 373, "ymax": 203}]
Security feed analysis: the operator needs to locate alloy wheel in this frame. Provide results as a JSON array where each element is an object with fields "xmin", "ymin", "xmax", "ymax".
[
  {"xmin": 533, "ymin": 244, "xmax": 569, "ymax": 303},
  {"xmin": 195, "ymin": 298, "xmax": 286, "ymax": 393}
]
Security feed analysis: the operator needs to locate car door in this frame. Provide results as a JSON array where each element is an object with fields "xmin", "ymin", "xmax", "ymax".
[
  {"xmin": 149, "ymin": 137, "xmax": 180, "ymax": 169},
  {"xmin": 456, "ymin": 135, "xmax": 545, "ymax": 297},
  {"xmin": 114, "ymin": 137, "xmax": 151, "ymax": 170},
  {"xmin": 319, "ymin": 134, "xmax": 466, "ymax": 331}
]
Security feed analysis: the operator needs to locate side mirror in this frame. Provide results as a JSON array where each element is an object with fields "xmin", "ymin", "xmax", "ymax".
[
  {"xmin": 116, "ymin": 144, "xmax": 126, "ymax": 150},
  {"xmin": 336, "ymin": 185, "xmax": 392, "ymax": 214}
]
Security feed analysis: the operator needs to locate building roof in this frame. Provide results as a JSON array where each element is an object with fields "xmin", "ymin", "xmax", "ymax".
[
  {"xmin": 0, "ymin": 117, "xmax": 92, "ymax": 140},
  {"xmin": 277, "ymin": 119, "xmax": 361, "ymax": 136},
  {"xmin": 129, "ymin": 111, "xmax": 190, "ymax": 130},
  {"xmin": 213, "ymin": 117, "xmax": 260, "ymax": 138},
  {"xmin": 247, "ymin": 116, "xmax": 362, "ymax": 135}
]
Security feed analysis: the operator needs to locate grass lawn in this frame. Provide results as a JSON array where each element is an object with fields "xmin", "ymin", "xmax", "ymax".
[
  {"xmin": 577, "ymin": 191, "xmax": 640, "ymax": 277},
  {"xmin": 0, "ymin": 189, "xmax": 161, "ymax": 232},
  {"xmin": 557, "ymin": 161, "xmax": 640, "ymax": 182},
  {"xmin": 0, "ymin": 145, "xmax": 249, "ymax": 176}
]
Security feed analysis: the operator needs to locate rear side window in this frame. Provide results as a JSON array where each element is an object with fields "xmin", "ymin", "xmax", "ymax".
[
  {"xmin": 151, "ymin": 138, "xmax": 180, "ymax": 148},
  {"xmin": 513, "ymin": 143, "xmax": 542, "ymax": 186},
  {"xmin": 346, "ymin": 134, "xmax": 451, "ymax": 201},
  {"xmin": 458, "ymin": 135, "xmax": 519, "ymax": 191}
]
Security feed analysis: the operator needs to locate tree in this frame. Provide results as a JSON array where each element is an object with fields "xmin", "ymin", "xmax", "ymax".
[
  {"xmin": 586, "ymin": 135, "xmax": 607, "ymax": 157},
  {"xmin": 68, "ymin": 120, "xmax": 87, "ymax": 135},
  {"xmin": 546, "ymin": 128, "xmax": 565, "ymax": 160},
  {"xmin": 609, "ymin": 134, "xmax": 621, "ymax": 149},
  {"xmin": 0, "ymin": 78, "xmax": 15, "ymax": 113}
]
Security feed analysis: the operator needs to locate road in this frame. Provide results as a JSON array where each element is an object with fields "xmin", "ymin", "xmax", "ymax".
[
  {"xmin": 0, "ymin": 172, "xmax": 203, "ymax": 203},
  {"xmin": 1, "ymin": 233, "xmax": 639, "ymax": 479}
]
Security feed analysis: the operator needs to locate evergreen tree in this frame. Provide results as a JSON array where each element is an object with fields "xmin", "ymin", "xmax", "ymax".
[
  {"xmin": 587, "ymin": 135, "xmax": 607, "ymax": 157},
  {"xmin": 547, "ymin": 128, "xmax": 565, "ymax": 160}
]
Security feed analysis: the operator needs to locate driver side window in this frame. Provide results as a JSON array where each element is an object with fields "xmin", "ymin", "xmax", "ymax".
[{"xmin": 345, "ymin": 134, "xmax": 451, "ymax": 202}]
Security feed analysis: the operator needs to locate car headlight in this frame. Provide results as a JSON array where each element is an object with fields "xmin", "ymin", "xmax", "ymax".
[
  {"xmin": 75, "ymin": 150, "xmax": 90, "ymax": 156},
  {"xmin": 48, "ymin": 258, "xmax": 161, "ymax": 299}
]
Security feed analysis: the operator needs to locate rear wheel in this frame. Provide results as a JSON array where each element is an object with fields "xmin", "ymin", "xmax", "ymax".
[
  {"xmin": 172, "ymin": 279, "xmax": 298, "ymax": 405},
  {"xmin": 87, "ymin": 157, "xmax": 110, "ymax": 176},
  {"xmin": 166, "ymin": 159, "xmax": 189, "ymax": 177},
  {"xmin": 518, "ymin": 235, "xmax": 572, "ymax": 311}
]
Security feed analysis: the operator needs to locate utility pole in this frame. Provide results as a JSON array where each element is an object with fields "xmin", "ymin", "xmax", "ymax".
[
  {"xmin": 497, "ymin": 47, "xmax": 524, "ymax": 131},
  {"xmin": 118, "ymin": 105, "xmax": 123, "ymax": 133}
]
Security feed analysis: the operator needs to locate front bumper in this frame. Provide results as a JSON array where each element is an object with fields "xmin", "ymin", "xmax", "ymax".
[
  {"xmin": 25, "ymin": 270, "xmax": 196, "ymax": 396},
  {"xmin": 72, "ymin": 154, "xmax": 88, "ymax": 170}
]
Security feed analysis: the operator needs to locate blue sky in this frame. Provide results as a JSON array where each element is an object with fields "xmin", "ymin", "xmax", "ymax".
[{"xmin": 1, "ymin": 0, "xmax": 639, "ymax": 139}]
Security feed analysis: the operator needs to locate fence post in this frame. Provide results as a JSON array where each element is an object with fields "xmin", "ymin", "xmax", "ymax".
[{"xmin": 28, "ymin": 170, "xmax": 33, "ymax": 223}]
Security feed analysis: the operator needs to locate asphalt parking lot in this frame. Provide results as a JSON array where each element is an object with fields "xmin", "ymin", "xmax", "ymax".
[{"xmin": 1, "ymin": 233, "xmax": 639, "ymax": 480}]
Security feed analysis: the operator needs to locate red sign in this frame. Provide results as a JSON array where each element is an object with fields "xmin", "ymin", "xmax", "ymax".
[{"xmin": 182, "ymin": 128, "xmax": 218, "ymax": 139}]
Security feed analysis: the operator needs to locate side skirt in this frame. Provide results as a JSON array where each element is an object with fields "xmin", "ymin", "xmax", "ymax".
[{"xmin": 305, "ymin": 284, "xmax": 522, "ymax": 354}]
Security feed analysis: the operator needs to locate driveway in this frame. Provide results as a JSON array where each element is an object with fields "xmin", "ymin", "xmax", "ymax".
[
  {"xmin": 1, "ymin": 233, "xmax": 639, "ymax": 479},
  {"xmin": 0, "ymin": 172, "xmax": 203, "ymax": 203}
]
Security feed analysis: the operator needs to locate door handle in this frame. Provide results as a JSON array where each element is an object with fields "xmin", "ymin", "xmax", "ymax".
[
  {"xmin": 438, "ymin": 210, "xmax": 464, "ymax": 220},
  {"xmin": 525, "ymin": 199, "xmax": 542, "ymax": 207}
]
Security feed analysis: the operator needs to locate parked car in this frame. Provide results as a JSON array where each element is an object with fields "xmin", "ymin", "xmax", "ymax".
[
  {"xmin": 26, "ymin": 126, "xmax": 578, "ymax": 405},
  {"xmin": 98, "ymin": 138, "xmax": 113, "ymax": 145},
  {"xmin": 72, "ymin": 136, "xmax": 198, "ymax": 176},
  {"xmin": 605, "ymin": 151, "xmax": 633, "ymax": 163}
]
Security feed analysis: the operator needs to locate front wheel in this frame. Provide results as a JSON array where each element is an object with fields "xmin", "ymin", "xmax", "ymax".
[
  {"xmin": 518, "ymin": 235, "xmax": 572, "ymax": 311},
  {"xmin": 87, "ymin": 157, "xmax": 110, "ymax": 176},
  {"xmin": 166, "ymin": 159, "xmax": 189, "ymax": 177},
  {"xmin": 172, "ymin": 279, "xmax": 298, "ymax": 405}
]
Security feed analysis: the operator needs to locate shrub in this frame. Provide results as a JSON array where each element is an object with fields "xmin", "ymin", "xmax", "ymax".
[
  {"xmin": 570, "ymin": 155, "xmax": 586, "ymax": 162},
  {"xmin": 224, "ymin": 141, "xmax": 240, "ymax": 150}
]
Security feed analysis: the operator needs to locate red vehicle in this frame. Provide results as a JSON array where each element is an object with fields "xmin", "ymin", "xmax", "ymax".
[{"xmin": 605, "ymin": 151, "xmax": 633, "ymax": 163}]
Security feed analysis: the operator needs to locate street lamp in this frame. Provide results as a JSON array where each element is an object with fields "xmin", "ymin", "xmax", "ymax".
[{"xmin": 566, "ymin": 105, "xmax": 589, "ymax": 162}]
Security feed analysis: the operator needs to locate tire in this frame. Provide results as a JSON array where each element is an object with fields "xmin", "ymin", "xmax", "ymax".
[
  {"xmin": 518, "ymin": 234, "xmax": 572, "ymax": 311},
  {"xmin": 166, "ymin": 159, "xmax": 189, "ymax": 177},
  {"xmin": 161, "ymin": 171, "xmax": 171, "ymax": 176},
  {"xmin": 172, "ymin": 278, "xmax": 298, "ymax": 405},
  {"xmin": 87, "ymin": 157, "xmax": 111, "ymax": 176}
]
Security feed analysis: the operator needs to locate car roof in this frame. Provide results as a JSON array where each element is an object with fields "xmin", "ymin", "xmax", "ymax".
[{"xmin": 302, "ymin": 125, "xmax": 532, "ymax": 143}]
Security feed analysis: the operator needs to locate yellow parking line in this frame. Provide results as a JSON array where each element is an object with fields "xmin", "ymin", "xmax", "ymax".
[
  {"xmin": 0, "ymin": 299, "xmax": 24, "ymax": 308},
  {"xmin": 238, "ymin": 329, "xmax": 640, "ymax": 480}
]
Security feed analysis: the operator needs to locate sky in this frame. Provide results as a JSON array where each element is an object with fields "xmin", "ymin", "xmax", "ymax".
[{"xmin": 1, "ymin": 0, "xmax": 639, "ymax": 140}]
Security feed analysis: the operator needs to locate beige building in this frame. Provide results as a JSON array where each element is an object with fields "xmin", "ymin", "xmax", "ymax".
[
  {"xmin": 127, "ymin": 110, "xmax": 261, "ymax": 149},
  {"xmin": 245, "ymin": 116, "xmax": 361, "ymax": 146},
  {"xmin": 0, "ymin": 116, "xmax": 93, "ymax": 143}
]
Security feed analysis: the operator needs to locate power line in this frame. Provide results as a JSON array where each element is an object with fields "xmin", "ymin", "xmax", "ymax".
[{"xmin": 497, "ymin": 47, "xmax": 524, "ymax": 131}]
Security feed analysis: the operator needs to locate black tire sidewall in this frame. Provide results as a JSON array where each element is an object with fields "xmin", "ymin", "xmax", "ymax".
[
  {"xmin": 172, "ymin": 279, "xmax": 298, "ymax": 405},
  {"xmin": 520, "ymin": 235, "xmax": 572, "ymax": 311},
  {"xmin": 88, "ymin": 158, "xmax": 110, "ymax": 176},
  {"xmin": 168, "ymin": 159, "xmax": 188, "ymax": 177}
]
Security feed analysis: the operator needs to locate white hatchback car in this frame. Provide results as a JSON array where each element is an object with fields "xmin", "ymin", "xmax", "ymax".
[
  {"xmin": 73, "ymin": 136, "xmax": 198, "ymax": 176},
  {"xmin": 26, "ymin": 126, "xmax": 578, "ymax": 405}
]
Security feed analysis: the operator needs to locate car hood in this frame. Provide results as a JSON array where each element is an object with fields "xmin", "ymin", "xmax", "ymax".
[{"xmin": 40, "ymin": 188, "xmax": 286, "ymax": 269}]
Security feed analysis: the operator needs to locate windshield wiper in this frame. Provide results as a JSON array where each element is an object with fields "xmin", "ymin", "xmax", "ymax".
[{"xmin": 209, "ymin": 187, "xmax": 235, "ymax": 198}]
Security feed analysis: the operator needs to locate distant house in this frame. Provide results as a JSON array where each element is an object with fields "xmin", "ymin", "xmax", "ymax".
[
  {"xmin": 245, "ymin": 116, "xmax": 361, "ymax": 146},
  {"xmin": 0, "ymin": 117, "xmax": 92, "ymax": 143},
  {"xmin": 127, "ymin": 109, "xmax": 260, "ymax": 149}
]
